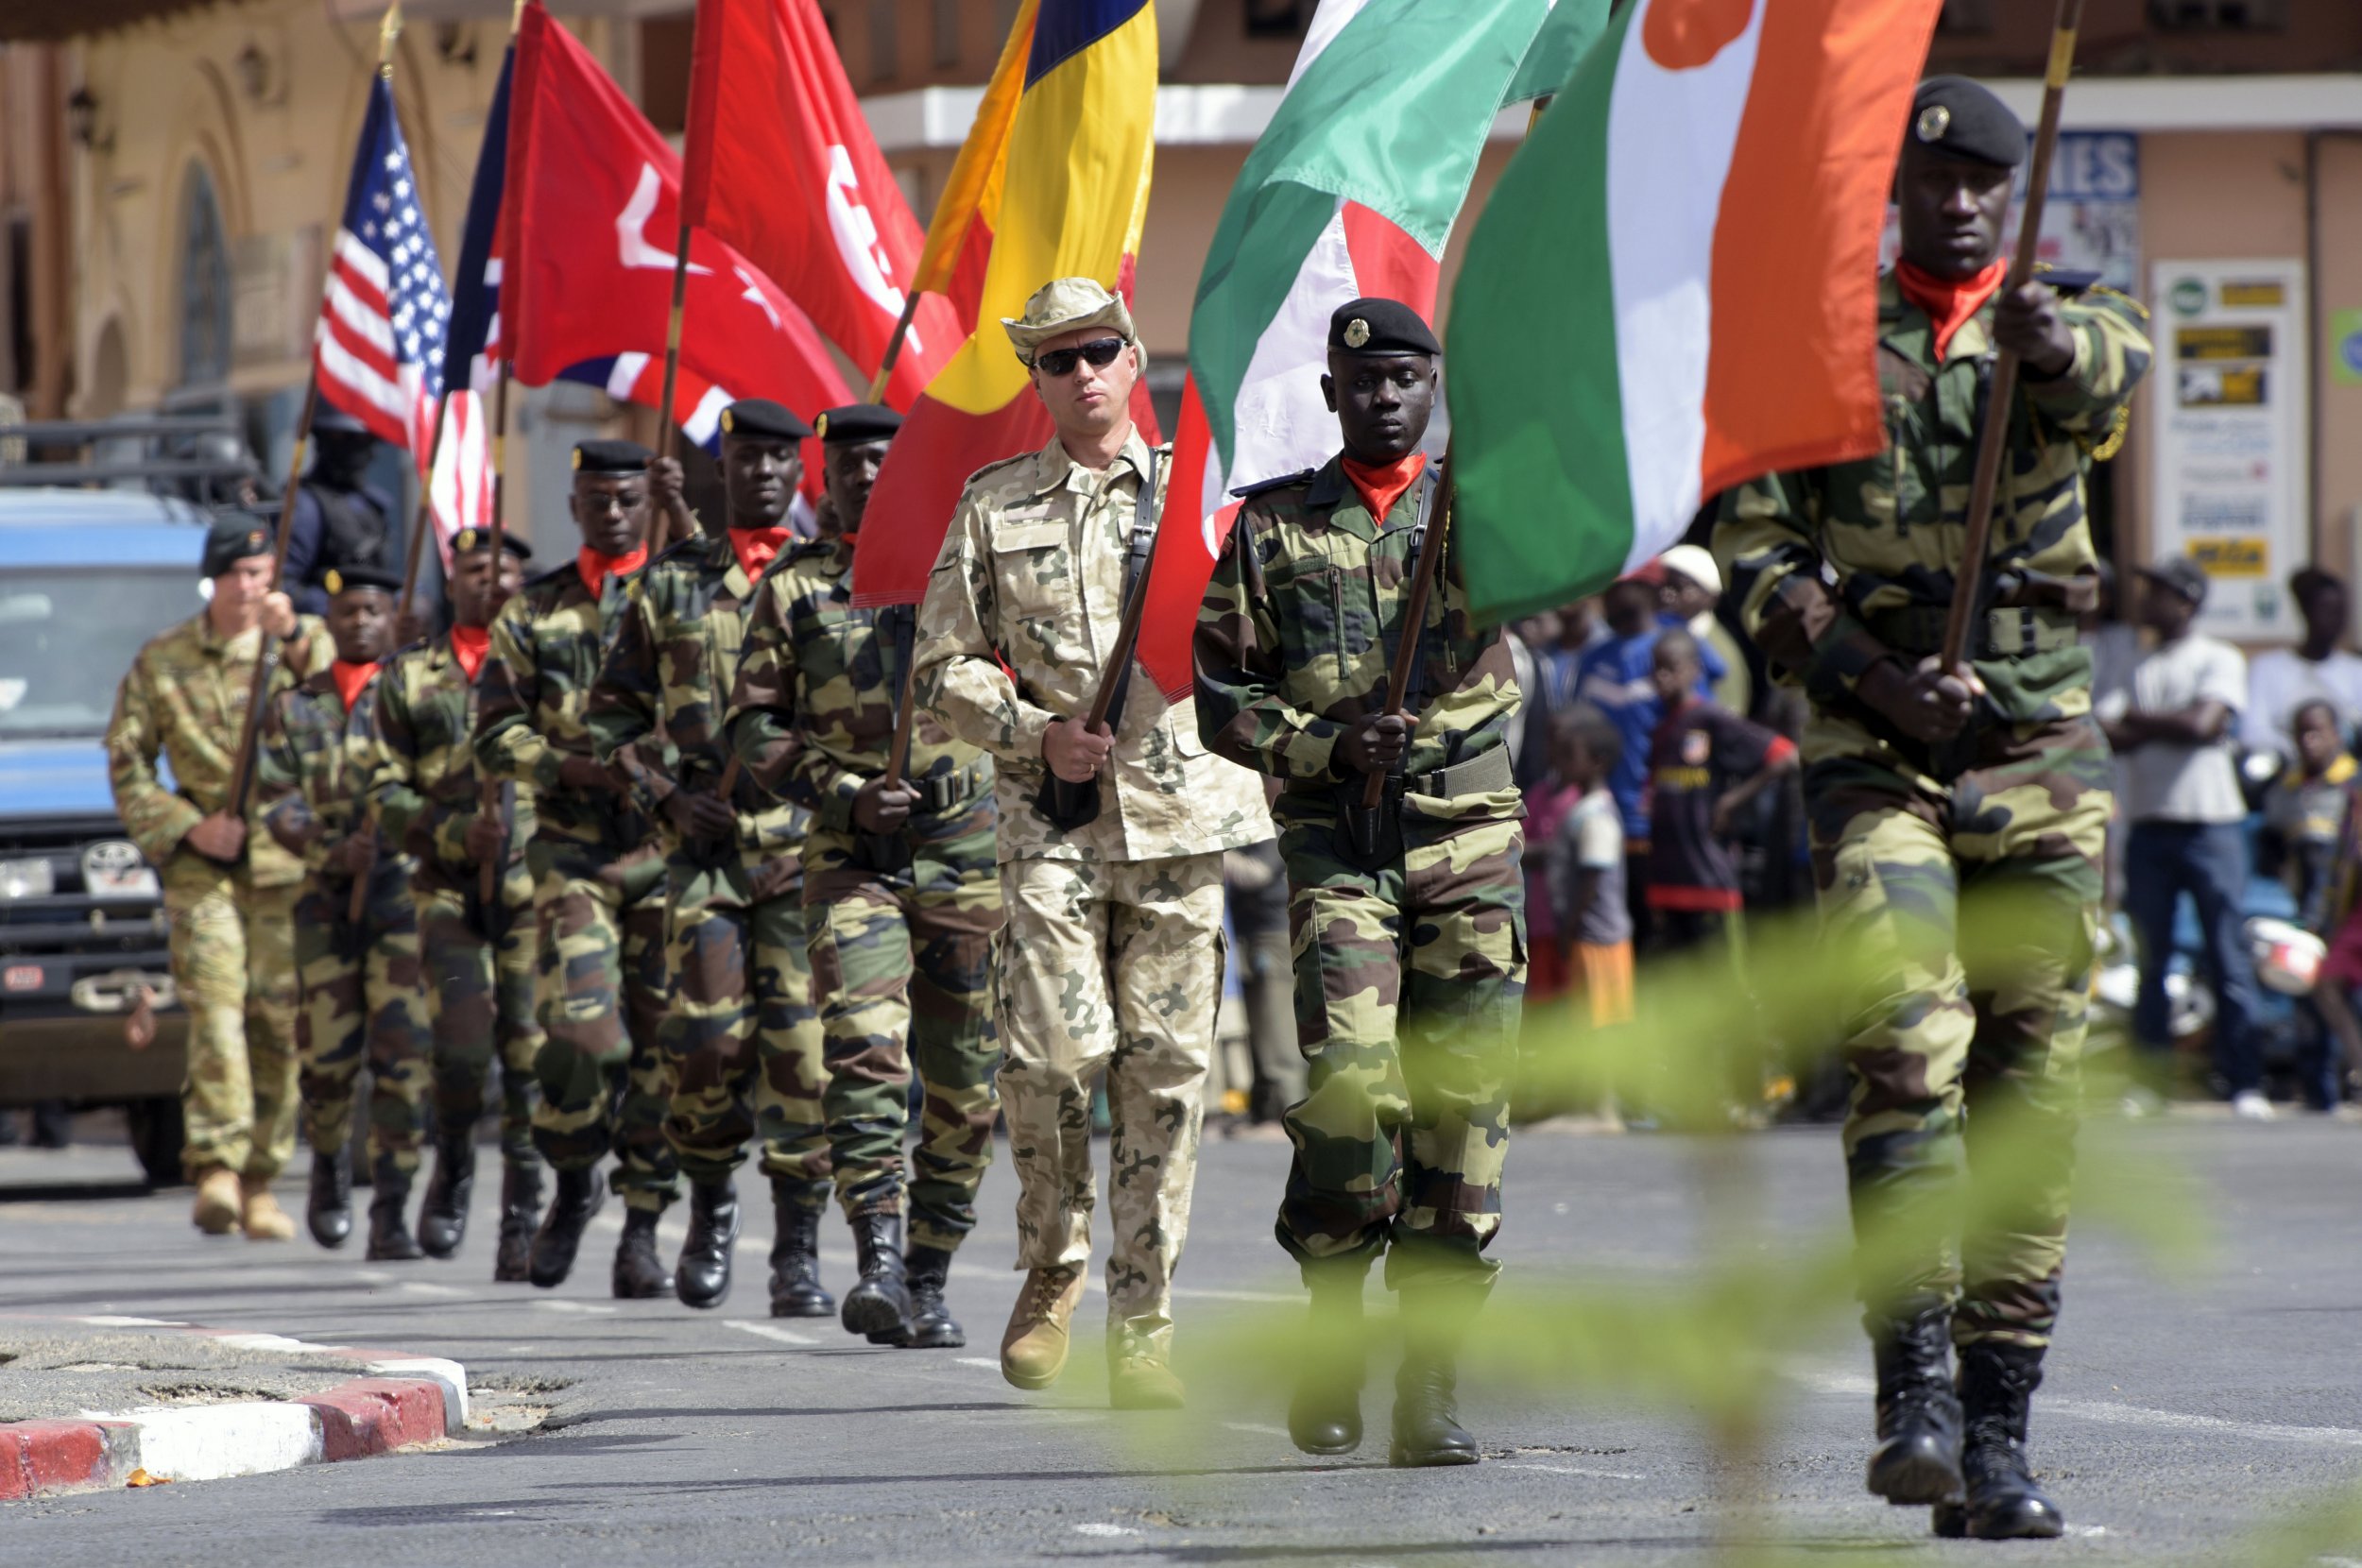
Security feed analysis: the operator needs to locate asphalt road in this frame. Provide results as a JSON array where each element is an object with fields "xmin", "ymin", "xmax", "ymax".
[{"xmin": 1, "ymin": 1112, "xmax": 2358, "ymax": 1567}]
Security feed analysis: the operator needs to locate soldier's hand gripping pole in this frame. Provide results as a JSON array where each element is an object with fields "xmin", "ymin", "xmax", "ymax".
[
  {"xmin": 1040, "ymin": 450, "xmax": 1161, "ymax": 833},
  {"xmin": 1348, "ymin": 461, "xmax": 1452, "ymax": 861},
  {"xmin": 1938, "ymin": 0, "xmax": 2085, "ymax": 678},
  {"xmin": 227, "ymin": 380, "xmax": 321, "ymax": 824}
]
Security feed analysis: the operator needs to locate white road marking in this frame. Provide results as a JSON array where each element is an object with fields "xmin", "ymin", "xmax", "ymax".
[
  {"xmin": 1497, "ymin": 1460, "xmax": 1650, "ymax": 1481},
  {"xmin": 399, "ymin": 1281, "xmax": 464, "ymax": 1297},
  {"xmin": 1072, "ymin": 1523, "xmax": 1140, "ymax": 1538},
  {"xmin": 956, "ymin": 1357, "xmax": 1001, "ymax": 1371},
  {"xmin": 75, "ymin": 1315, "xmax": 185, "ymax": 1328},
  {"xmin": 723, "ymin": 1320, "xmax": 817, "ymax": 1347},
  {"xmin": 530, "ymin": 1300, "xmax": 620, "ymax": 1316},
  {"xmin": 1224, "ymin": 1422, "xmax": 1291, "ymax": 1438},
  {"xmin": 1786, "ymin": 1365, "xmax": 2362, "ymax": 1448}
]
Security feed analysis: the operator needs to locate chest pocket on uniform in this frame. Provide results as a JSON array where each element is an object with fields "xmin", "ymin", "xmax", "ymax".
[
  {"xmin": 1267, "ymin": 546, "xmax": 1345, "ymax": 686},
  {"xmin": 991, "ymin": 517, "xmax": 1077, "ymax": 661}
]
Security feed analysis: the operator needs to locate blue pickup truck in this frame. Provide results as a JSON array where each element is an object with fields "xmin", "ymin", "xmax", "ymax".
[{"xmin": 0, "ymin": 486, "xmax": 215, "ymax": 1183}]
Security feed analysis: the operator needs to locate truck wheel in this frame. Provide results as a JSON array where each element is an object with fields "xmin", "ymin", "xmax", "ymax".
[{"xmin": 126, "ymin": 1098, "xmax": 186, "ymax": 1188}]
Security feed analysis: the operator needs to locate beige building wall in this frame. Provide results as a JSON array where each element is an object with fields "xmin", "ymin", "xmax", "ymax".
[{"xmin": 2313, "ymin": 133, "xmax": 2362, "ymax": 593}]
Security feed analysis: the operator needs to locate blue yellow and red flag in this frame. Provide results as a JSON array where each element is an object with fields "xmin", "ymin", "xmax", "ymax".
[{"xmin": 850, "ymin": 0, "xmax": 1160, "ymax": 606}]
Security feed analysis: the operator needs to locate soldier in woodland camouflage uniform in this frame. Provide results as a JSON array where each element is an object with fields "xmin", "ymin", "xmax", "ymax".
[
  {"xmin": 1197, "ymin": 298, "xmax": 1524, "ymax": 1469},
  {"xmin": 475, "ymin": 439, "xmax": 679, "ymax": 1298},
  {"xmin": 916, "ymin": 279, "xmax": 1271, "ymax": 1408},
  {"xmin": 367, "ymin": 527, "xmax": 544, "ymax": 1280},
  {"xmin": 256, "ymin": 565, "xmax": 431, "ymax": 1260},
  {"xmin": 108, "ymin": 515, "xmax": 330, "ymax": 1240},
  {"xmin": 729, "ymin": 402, "xmax": 1003, "ymax": 1348},
  {"xmin": 590, "ymin": 399, "xmax": 829, "ymax": 1314},
  {"xmin": 1713, "ymin": 77, "xmax": 2149, "ymax": 1542}
]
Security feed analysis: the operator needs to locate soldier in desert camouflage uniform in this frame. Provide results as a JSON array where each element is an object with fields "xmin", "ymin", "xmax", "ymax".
[
  {"xmin": 915, "ymin": 279, "xmax": 1272, "ymax": 1408},
  {"xmin": 256, "ymin": 564, "xmax": 431, "ymax": 1261},
  {"xmin": 1197, "ymin": 298, "xmax": 1525, "ymax": 1469},
  {"xmin": 729, "ymin": 402, "xmax": 1003, "ymax": 1348},
  {"xmin": 367, "ymin": 527, "xmax": 544, "ymax": 1280},
  {"xmin": 590, "ymin": 398, "xmax": 829, "ymax": 1314},
  {"xmin": 475, "ymin": 439, "xmax": 679, "ymax": 1299},
  {"xmin": 1713, "ymin": 77, "xmax": 2150, "ymax": 1542},
  {"xmin": 108, "ymin": 515, "xmax": 330, "ymax": 1240}
]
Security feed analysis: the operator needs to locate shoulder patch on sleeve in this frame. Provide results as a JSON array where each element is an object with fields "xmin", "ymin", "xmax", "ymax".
[{"xmin": 1228, "ymin": 469, "xmax": 1318, "ymax": 502}]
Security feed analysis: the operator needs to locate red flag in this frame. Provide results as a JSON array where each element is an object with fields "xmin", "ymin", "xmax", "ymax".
[
  {"xmin": 505, "ymin": 4, "xmax": 849, "ymax": 444},
  {"xmin": 681, "ymin": 0, "xmax": 959, "ymax": 406}
]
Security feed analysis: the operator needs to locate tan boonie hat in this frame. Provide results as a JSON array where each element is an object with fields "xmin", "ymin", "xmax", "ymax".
[{"xmin": 1002, "ymin": 277, "xmax": 1137, "ymax": 366}]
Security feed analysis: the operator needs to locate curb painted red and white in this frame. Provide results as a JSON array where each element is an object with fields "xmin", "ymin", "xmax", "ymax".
[{"xmin": 0, "ymin": 1317, "xmax": 467, "ymax": 1501}]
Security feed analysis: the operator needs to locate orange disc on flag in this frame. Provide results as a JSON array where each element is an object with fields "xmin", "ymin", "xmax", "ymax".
[{"xmin": 1643, "ymin": 0, "xmax": 1755, "ymax": 70}]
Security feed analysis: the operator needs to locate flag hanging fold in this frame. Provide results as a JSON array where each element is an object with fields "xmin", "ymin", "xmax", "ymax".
[
  {"xmin": 850, "ymin": 0, "xmax": 1160, "ymax": 608},
  {"xmin": 504, "ymin": 3, "xmax": 850, "ymax": 450},
  {"xmin": 682, "ymin": 0, "xmax": 960, "ymax": 405},
  {"xmin": 1135, "ymin": 0, "xmax": 1569, "ymax": 698},
  {"xmin": 1448, "ymin": 0, "xmax": 1942, "ymax": 624}
]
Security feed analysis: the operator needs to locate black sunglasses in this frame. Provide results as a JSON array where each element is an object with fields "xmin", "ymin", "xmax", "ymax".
[{"xmin": 1034, "ymin": 337, "xmax": 1128, "ymax": 377}]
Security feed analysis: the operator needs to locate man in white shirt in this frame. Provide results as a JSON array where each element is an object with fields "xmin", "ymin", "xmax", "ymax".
[
  {"xmin": 2103, "ymin": 558, "xmax": 2268, "ymax": 1118},
  {"xmin": 2242, "ymin": 567, "xmax": 2362, "ymax": 758}
]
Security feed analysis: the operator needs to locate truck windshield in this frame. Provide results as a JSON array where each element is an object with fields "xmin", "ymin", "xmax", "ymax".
[{"xmin": 0, "ymin": 568, "xmax": 206, "ymax": 739}]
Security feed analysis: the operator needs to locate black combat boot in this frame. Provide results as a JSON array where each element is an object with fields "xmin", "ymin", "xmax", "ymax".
[
  {"xmin": 528, "ymin": 1165, "xmax": 605, "ymax": 1288},
  {"xmin": 365, "ymin": 1154, "xmax": 424, "ymax": 1262},
  {"xmin": 612, "ymin": 1205, "xmax": 673, "ymax": 1299},
  {"xmin": 840, "ymin": 1210, "xmax": 913, "ymax": 1339},
  {"xmin": 768, "ymin": 1180, "xmax": 834, "ymax": 1319},
  {"xmin": 1390, "ymin": 1277, "xmax": 1483, "ymax": 1468},
  {"xmin": 1933, "ymin": 1342, "xmax": 2066, "ymax": 1540},
  {"xmin": 1864, "ymin": 1299, "xmax": 1965, "ymax": 1506},
  {"xmin": 1289, "ymin": 1259, "xmax": 1370, "ymax": 1457},
  {"xmin": 307, "ymin": 1146, "xmax": 354, "ymax": 1250},
  {"xmin": 494, "ymin": 1163, "xmax": 541, "ymax": 1283},
  {"xmin": 417, "ymin": 1131, "xmax": 476, "ymax": 1260},
  {"xmin": 675, "ymin": 1178, "xmax": 741, "ymax": 1309},
  {"xmin": 899, "ymin": 1244, "xmax": 964, "ymax": 1349}
]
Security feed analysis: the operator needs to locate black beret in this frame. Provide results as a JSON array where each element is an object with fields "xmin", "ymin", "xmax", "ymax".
[
  {"xmin": 1909, "ymin": 76, "xmax": 2026, "ymax": 169},
  {"xmin": 452, "ymin": 526, "xmax": 533, "ymax": 562},
  {"xmin": 718, "ymin": 399, "xmax": 813, "ymax": 442},
  {"xmin": 322, "ymin": 564, "xmax": 402, "ymax": 596},
  {"xmin": 572, "ymin": 438, "xmax": 653, "ymax": 474},
  {"xmin": 813, "ymin": 403, "xmax": 902, "ymax": 446},
  {"xmin": 201, "ymin": 514, "xmax": 275, "ymax": 578},
  {"xmin": 2138, "ymin": 556, "xmax": 2210, "ymax": 607},
  {"xmin": 312, "ymin": 404, "xmax": 373, "ymax": 437},
  {"xmin": 1327, "ymin": 298, "xmax": 1440, "ymax": 357}
]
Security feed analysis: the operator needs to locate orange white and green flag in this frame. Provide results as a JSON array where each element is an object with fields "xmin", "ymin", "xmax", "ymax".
[
  {"xmin": 1448, "ymin": 0, "xmax": 1943, "ymax": 624},
  {"xmin": 850, "ymin": 0, "xmax": 1158, "ymax": 606}
]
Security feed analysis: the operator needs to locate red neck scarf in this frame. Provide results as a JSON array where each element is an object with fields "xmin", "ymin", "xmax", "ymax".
[
  {"xmin": 1895, "ymin": 260, "xmax": 2005, "ymax": 364},
  {"xmin": 577, "ymin": 545, "xmax": 648, "ymax": 598},
  {"xmin": 1341, "ymin": 451, "xmax": 1428, "ymax": 526},
  {"xmin": 727, "ymin": 526, "xmax": 794, "ymax": 584},
  {"xmin": 330, "ymin": 658, "xmax": 378, "ymax": 713},
  {"xmin": 449, "ymin": 624, "xmax": 491, "ymax": 682}
]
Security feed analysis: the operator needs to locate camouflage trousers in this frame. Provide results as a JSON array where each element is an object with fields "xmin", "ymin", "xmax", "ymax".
[
  {"xmin": 418, "ymin": 860, "xmax": 541, "ymax": 1170},
  {"xmin": 660, "ymin": 861, "xmax": 828, "ymax": 1188},
  {"xmin": 528, "ymin": 836, "xmax": 679, "ymax": 1212},
  {"xmin": 294, "ymin": 870, "xmax": 433, "ymax": 1176},
  {"xmin": 163, "ymin": 858, "xmax": 300, "ymax": 1182},
  {"xmin": 1806, "ymin": 713, "xmax": 2109, "ymax": 1350},
  {"xmin": 998, "ymin": 851, "xmax": 1224, "ymax": 1358},
  {"xmin": 1275, "ymin": 798, "xmax": 1525, "ymax": 1287},
  {"xmin": 804, "ymin": 803, "xmax": 1003, "ymax": 1252}
]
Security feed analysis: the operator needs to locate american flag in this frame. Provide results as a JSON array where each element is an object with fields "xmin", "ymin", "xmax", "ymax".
[{"xmin": 315, "ymin": 75, "xmax": 483, "ymax": 527}]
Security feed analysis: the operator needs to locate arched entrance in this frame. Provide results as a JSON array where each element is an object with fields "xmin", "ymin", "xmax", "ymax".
[{"xmin": 176, "ymin": 163, "xmax": 231, "ymax": 389}]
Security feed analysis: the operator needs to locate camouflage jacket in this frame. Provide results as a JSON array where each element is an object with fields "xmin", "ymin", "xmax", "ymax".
[
  {"xmin": 589, "ymin": 529, "xmax": 805, "ymax": 897},
  {"xmin": 1714, "ymin": 270, "xmax": 2151, "ymax": 730},
  {"xmin": 106, "ymin": 610, "xmax": 333, "ymax": 889},
  {"xmin": 914, "ymin": 430, "xmax": 1271, "ymax": 864},
  {"xmin": 728, "ymin": 536, "xmax": 988, "ymax": 832},
  {"xmin": 474, "ymin": 557, "xmax": 653, "ymax": 854},
  {"xmin": 366, "ymin": 633, "xmax": 537, "ymax": 893},
  {"xmin": 255, "ymin": 668, "xmax": 413, "ymax": 886},
  {"xmin": 1196, "ymin": 456, "xmax": 1521, "ymax": 820}
]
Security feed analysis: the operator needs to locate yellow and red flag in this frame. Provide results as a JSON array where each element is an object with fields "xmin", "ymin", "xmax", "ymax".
[{"xmin": 851, "ymin": 0, "xmax": 1160, "ymax": 606}]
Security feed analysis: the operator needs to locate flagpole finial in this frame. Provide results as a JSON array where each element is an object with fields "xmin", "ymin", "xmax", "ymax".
[
  {"xmin": 510, "ymin": 0, "xmax": 528, "ymax": 30},
  {"xmin": 378, "ymin": 2, "xmax": 403, "ymax": 77}
]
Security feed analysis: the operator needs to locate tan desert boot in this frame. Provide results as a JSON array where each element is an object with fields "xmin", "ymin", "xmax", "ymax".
[
  {"xmin": 1000, "ymin": 1266, "xmax": 1085, "ymax": 1390},
  {"xmin": 240, "ymin": 1175, "xmax": 297, "ymax": 1241},
  {"xmin": 1108, "ymin": 1352, "xmax": 1186, "ymax": 1410},
  {"xmin": 192, "ymin": 1167, "xmax": 241, "ymax": 1236}
]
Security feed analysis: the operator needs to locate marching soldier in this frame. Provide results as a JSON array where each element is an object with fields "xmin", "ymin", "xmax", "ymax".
[
  {"xmin": 1195, "ymin": 298, "xmax": 1526, "ymax": 1467},
  {"xmin": 590, "ymin": 399, "xmax": 831, "ymax": 1313},
  {"xmin": 728, "ymin": 402, "xmax": 1003, "ymax": 1347},
  {"xmin": 108, "ymin": 515, "xmax": 329, "ymax": 1239},
  {"xmin": 256, "ymin": 565, "xmax": 432, "ymax": 1259},
  {"xmin": 1714, "ymin": 77, "xmax": 2150, "ymax": 1541},
  {"xmin": 475, "ymin": 439, "xmax": 681, "ymax": 1297},
  {"xmin": 915, "ymin": 279, "xmax": 1272, "ymax": 1407},
  {"xmin": 366, "ymin": 527, "xmax": 545, "ymax": 1279}
]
